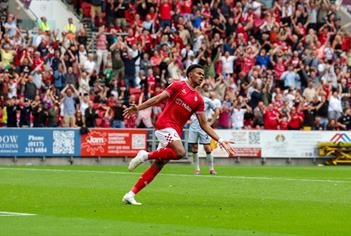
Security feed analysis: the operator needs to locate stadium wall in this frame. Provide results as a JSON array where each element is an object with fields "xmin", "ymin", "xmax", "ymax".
[
  {"xmin": 10, "ymin": 0, "xmax": 81, "ymax": 31},
  {"xmin": 0, "ymin": 128, "xmax": 345, "ymax": 166}
]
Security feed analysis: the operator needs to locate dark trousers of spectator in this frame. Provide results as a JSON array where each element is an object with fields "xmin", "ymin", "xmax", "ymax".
[
  {"xmin": 106, "ymin": 14, "xmax": 114, "ymax": 26},
  {"xmin": 55, "ymin": 87, "xmax": 63, "ymax": 97},
  {"xmin": 124, "ymin": 75, "xmax": 136, "ymax": 90},
  {"xmin": 19, "ymin": 122, "xmax": 30, "ymax": 127},
  {"xmin": 113, "ymin": 68, "xmax": 125, "ymax": 81},
  {"xmin": 319, "ymin": 117, "xmax": 328, "ymax": 129},
  {"xmin": 284, "ymin": 85, "xmax": 292, "ymax": 91},
  {"xmin": 274, "ymin": 80, "xmax": 285, "ymax": 90},
  {"xmin": 7, "ymin": 122, "xmax": 17, "ymax": 127},
  {"xmin": 111, "ymin": 120, "xmax": 125, "ymax": 128},
  {"xmin": 281, "ymin": 17, "xmax": 292, "ymax": 27},
  {"xmin": 307, "ymin": 23, "xmax": 318, "ymax": 32},
  {"xmin": 160, "ymin": 20, "xmax": 171, "ymax": 29},
  {"xmin": 288, "ymin": 126, "xmax": 300, "ymax": 130}
]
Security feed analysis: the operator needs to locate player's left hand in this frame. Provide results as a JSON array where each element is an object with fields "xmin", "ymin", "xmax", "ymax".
[
  {"xmin": 123, "ymin": 104, "xmax": 138, "ymax": 119},
  {"xmin": 219, "ymin": 139, "xmax": 236, "ymax": 158}
]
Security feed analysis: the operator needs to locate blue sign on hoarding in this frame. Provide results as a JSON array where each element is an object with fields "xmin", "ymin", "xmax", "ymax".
[{"xmin": 0, "ymin": 129, "xmax": 80, "ymax": 157}]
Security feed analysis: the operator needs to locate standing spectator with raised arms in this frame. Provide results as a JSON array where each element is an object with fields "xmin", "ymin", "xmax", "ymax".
[{"xmin": 61, "ymin": 84, "xmax": 79, "ymax": 128}]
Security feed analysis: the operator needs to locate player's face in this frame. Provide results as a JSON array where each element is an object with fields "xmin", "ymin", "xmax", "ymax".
[{"xmin": 189, "ymin": 68, "xmax": 205, "ymax": 87}]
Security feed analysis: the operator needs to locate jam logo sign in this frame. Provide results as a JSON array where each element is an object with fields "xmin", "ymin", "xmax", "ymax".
[
  {"xmin": 81, "ymin": 130, "xmax": 108, "ymax": 156},
  {"xmin": 81, "ymin": 129, "xmax": 148, "ymax": 157}
]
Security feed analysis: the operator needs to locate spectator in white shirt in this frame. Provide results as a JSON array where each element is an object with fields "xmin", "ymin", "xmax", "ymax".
[
  {"xmin": 83, "ymin": 54, "xmax": 96, "ymax": 74},
  {"xmin": 247, "ymin": 0, "xmax": 263, "ymax": 16},
  {"xmin": 232, "ymin": 99, "xmax": 251, "ymax": 129},
  {"xmin": 181, "ymin": 44, "xmax": 194, "ymax": 60},
  {"xmin": 324, "ymin": 42, "xmax": 334, "ymax": 61},
  {"xmin": 78, "ymin": 44, "xmax": 88, "ymax": 66},
  {"xmin": 221, "ymin": 51, "xmax": 235, "ymax": 76},
  {"xmin": 328, "ymin": 91, "xmax": 343, "ymax": 120},
  {"xmin": 79, "ymin": 71, "xmax": 90, "ymax": 95},
  {"xmin": 79, "ymin": 93, "xmax": 90, "ymax": 116}
]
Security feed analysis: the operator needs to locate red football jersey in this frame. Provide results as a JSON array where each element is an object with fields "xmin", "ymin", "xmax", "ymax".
[
  {"xmin": 155, "ymin": 81, "xmax": 204, "ymax": 136},
  {"xmin": 264, "ymin": 111, "xmax": 278, "ymax": 130}
]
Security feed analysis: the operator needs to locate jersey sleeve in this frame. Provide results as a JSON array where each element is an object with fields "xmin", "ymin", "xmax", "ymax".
[
  {"xmin": 165, "ymin": 81, "xmax": 181, "ymax": 98},
  {"xmin": 195, "ymin": 97, "xmax": 205, "ymax": 114}
]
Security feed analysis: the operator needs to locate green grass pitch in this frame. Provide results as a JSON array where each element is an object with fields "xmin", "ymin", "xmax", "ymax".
[{"xmin": 0, "ymin": 165, "xmax": 350, "ymax": 235}]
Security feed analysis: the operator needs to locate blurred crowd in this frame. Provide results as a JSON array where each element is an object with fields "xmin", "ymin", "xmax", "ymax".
[{"xmin": 0, "ymin": 0, "xmax": 350, "ymax": 131}]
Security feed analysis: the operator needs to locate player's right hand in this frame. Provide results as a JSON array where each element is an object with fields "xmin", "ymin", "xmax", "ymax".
[{"xmin": 123, "ymin": 105, "xmax": 138, "ymax": 119}]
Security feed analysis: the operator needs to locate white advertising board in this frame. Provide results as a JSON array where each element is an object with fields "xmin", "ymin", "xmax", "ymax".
[
  {"xmin": 261, "ymin": 131, "xmax": 351, "ymax": 158},
  {"xmin": 196, "ymin": 130, "xmax": 351, "ymax": 158},
  {"xmin": 260, "ymin": 131, "xmax": 318, "ymax": 158},
  {"xmin": 198, "ymin": 130, "xmax": 261, "ymax": 158}
]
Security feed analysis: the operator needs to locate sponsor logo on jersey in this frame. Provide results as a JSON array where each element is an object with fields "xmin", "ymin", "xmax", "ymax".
[{"xmin": 175, "ymin": 98, "xmax": 192, "ymax": 112}]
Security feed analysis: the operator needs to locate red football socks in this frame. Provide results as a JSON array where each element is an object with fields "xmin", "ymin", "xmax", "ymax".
[
  {"xmin": 131, "ymin": 148, "xmax": 178, "ymax": 194},
  {"xmin": 131, "ymin": 164, "xmax": 161, "ymax": 194},
  {"xmin": 147, "ymin": 147, "xmax": 178, "ymax": 160}
]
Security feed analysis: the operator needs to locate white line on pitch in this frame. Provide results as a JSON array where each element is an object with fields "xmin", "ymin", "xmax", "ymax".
[
  {"xmin": 0, "ymin": 167, "xmax": 350, "ymax": 184},
  {"xmin": 0, "ymin": 211, "xmax": 36, "ymax": 216}
]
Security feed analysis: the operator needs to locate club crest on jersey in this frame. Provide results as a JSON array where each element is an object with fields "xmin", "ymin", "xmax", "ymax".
[{"xmin": 194, "ymin": 96, "xmax": 198, "ymax": 102}]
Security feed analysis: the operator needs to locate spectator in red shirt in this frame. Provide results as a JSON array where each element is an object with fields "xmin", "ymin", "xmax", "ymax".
[
  {"xmin": 145, "ymin": 7, "xmax": 157, "ymax": 24},
  {"xmin": 126, "ymin": 28, "xmax": 136, "ymax": 46},
  {"xmin": 146, "ymin": 68, "xmax": 156, "ymax": 97},
  {"xmin": 125, "ymin": 2, "xmax": 137, "ymax": 25},
  {"xmin": 159, "ymin": 0, "xmax": 172, "ymax": 29},
  {"xmin": 341, "ymin": 32, "xmax": 351, "ymax": 51},
  {"xmin": 264, "ymin": 104, "xmax": 279, "ymax": 130},
  {"xmin": 30, "ymin": 51, "xmax": 44, "ymax": 72},
  {"xmin": 288, "ymin": 107, "xmax": 304, "ymax": 130},
  {"xmin": 124, "ymin": 95, "xmax": 137, "ymax": 128},
  {"xmin": 94, "ymin": 11, "xmax": 106, "ymax": 28},
  {"xmin": 180, "ymin": 0, "xmax": 192, "ymax": 21},
  {"xmin": 279, "ymin": 114, "xmax": 290, "ymax": 130}
]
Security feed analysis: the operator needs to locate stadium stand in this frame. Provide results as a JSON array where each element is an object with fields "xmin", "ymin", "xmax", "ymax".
[{"xmin": 0, "ymin": 0, "xmax": 350, "ymax": 130}]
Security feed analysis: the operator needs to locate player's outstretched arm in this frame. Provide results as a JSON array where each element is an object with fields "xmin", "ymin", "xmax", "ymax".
[
  {"xmin": 196, "ymin": 112, "xmax": 236, "ymax": 157},
  {"xmin": 123, "ymin": 91, "xmax": 169, "ymax": 119}
]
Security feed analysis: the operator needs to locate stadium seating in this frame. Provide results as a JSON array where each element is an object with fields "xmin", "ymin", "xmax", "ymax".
[{"xmin": 0, "ymin": 0, "xmax": 349, "ymax": 130}]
